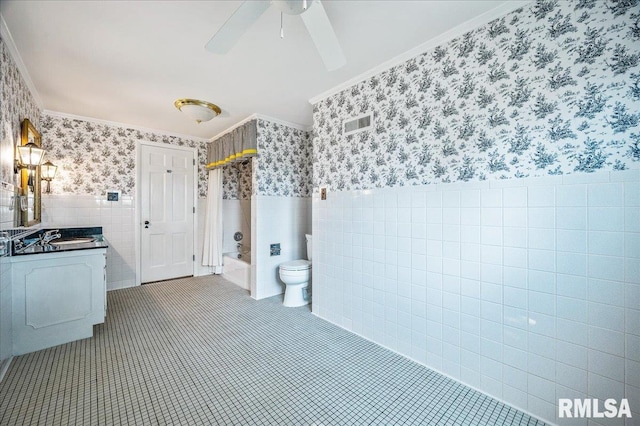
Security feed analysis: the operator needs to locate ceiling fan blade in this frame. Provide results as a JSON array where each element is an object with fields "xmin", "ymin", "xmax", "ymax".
[
  {"xmin": 300, "ymin": 0, "xmax": 346, "ymax": 71},
  {"xmin": 205, "ymin": 1, "xmax": 271, "ymax": 53}
]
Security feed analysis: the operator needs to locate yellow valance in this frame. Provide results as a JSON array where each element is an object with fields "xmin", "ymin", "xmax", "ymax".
[{"xmin": 207, "ymin": 120, "xmax": 257, "ymax": 169}]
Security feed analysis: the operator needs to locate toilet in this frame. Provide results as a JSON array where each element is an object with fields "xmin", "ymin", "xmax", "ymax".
[{"xmin": 278, "ymin": 234, "xmax": 312, "ymax": 307}]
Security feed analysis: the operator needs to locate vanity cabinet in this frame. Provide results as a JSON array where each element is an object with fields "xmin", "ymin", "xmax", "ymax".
[{"xmin": 10, "ymin": 248, "xmax": 106, "ymax": 355}]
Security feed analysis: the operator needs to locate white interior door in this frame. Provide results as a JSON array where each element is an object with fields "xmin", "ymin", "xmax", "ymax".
[{"xmin": 140, "ymin": 144, "xmax": 195, "ymax": 283}]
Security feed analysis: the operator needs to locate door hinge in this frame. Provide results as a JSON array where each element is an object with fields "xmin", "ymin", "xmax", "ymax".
[
  {"xmin": 193, "ymin": 254, "xmax": 195, "ymax": 261},
  {"xmin": 193, "ymin": 206, "xmax": 195, "ymax": 213},
  {"xmin": 193, "ymin": 159, "xmax": 196, "ymax": 166}
]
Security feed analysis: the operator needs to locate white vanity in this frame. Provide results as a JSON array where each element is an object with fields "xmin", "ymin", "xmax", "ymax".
[{"xmin": 7, "ymin": 227, "xmax": 108, "ymax": 355}]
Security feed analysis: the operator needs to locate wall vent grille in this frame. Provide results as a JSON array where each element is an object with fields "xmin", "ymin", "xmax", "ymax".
[{"xmin": 343, "ymin": 112, "xmax": 373, "ymax": 136}]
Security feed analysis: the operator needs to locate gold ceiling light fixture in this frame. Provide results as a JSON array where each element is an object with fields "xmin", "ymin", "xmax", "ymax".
[{"xmin": 174, "ymin": 98, "xmax": 222, "ymax": 124}]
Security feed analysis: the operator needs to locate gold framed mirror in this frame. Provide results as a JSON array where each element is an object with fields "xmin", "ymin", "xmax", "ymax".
[{"xmin": 20, "ymin": 119, "xmax": 42, "ymax": 227}]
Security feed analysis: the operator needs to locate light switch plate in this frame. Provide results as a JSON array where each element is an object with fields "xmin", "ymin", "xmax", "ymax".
[{"xmin": 320, "ymin": 188, "xmax": 327, "ymax": 200}]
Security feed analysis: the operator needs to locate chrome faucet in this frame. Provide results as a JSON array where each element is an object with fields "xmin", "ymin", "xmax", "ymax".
[{"xmin": 40, "ymin": 229, "xmax": 61, "ymax": 246}]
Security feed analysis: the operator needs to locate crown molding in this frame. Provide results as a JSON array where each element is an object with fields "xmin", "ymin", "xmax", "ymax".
[
  {"xmin": 0, "ymin": 13, "xmax": 44, "ymax": 109},
  {"xmin": 211, "ymin": 113, "xmax": 311, "ymax": 142},
  {"xmin": 309, "ymin": 0, "xmax": 532, "ymax": 105},
  {"xmin": 254, "ymin": 113, "xmax": 312, "ymax": 133},
  {"xmin": 42, "ymin": 110, "xmax": 211, "ymax": 143},
  {"xmin": 211, "ymin": 114, "xmax": 258, "ymax": 141}
]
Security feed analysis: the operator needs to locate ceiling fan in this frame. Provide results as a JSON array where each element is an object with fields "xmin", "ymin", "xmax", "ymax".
[{"xmin": 205, "ymin": 0, "xmax": 346, "ymax": 71}]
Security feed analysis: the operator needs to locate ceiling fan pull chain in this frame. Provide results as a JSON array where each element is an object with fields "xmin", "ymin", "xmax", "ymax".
[
  {"xmin": 205, "ymin": 0, "xmax": 346, "ymax": 70},
  {"xmin": 280, "ymin": 12, "xmax": 284, "ymax": 38}
]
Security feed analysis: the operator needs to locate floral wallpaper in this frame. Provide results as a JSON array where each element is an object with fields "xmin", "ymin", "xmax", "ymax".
[
  {"xmin": 0, "ymin": 37, "xmax": 41, "ymax": 186},
  {"xmin": 312, "ymin": 0, "xmax": 640, "ymax": 191},
  {"xmin": 40, "ymin": 113, "xmax": 210, "ymax": 197},
  {"xmin": 222, "ymin": 159, "xmax": 252, "ymax": 200},
  {"xmin": 254, "ymin": 119, "xmax": 312, "ymax": 197},
  {"xmin": 216, "ymin": 118, "xmax": 312, "ymax": 198}
]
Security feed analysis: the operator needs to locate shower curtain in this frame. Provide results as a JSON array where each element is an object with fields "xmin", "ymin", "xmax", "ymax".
[
  {"xmin": 204, "ymin": 119, "xmax": 258, "ymax": 273},
  {"xmin": 202, "ymin": 168, "xmax": 223, "ymax": 274}
]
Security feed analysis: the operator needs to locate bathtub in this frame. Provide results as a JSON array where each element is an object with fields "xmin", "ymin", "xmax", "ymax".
[{"xmin": 222, "ymin": 251, "xmax": 251, "ymax": 290}]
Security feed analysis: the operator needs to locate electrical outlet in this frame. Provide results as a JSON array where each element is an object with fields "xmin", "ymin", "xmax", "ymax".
[
  {"xmin": 320, "ymin": 187, "xmax": 327, "ymax": 200},
  {"xmin": 106, "ymin": 191, "xmax": 120, "ymax": 202},
  {"xmin": 270, "ymin": 243, "xmax": 281, "ymax": 256}
]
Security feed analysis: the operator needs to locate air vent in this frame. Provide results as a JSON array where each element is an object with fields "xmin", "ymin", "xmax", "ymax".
[{"xmin": 343, "ymin": 112, "xmax": 373, "ymax": 136}]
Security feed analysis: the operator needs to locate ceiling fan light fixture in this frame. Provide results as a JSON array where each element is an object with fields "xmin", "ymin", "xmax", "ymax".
[
  {"xmin": 174, "ymin": 98, "xmax": 222, "ymax": 124},
  {"xmin": 273, "ymin": 0, "xmax": 314, "ymax": 15},
  {"xmin": 205, "ymin": 0, "xmax": 345, "ymax": 71}
]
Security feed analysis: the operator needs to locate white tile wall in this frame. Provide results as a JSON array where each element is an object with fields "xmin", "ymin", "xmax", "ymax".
[
  {"xmin": 42, "ymin": 194, "xmax": 211, "ymax": 290},
  {"xmin": 252, "ymin": 196, "xmax": 311, "ymax": 300},
  {"xmin": 0, "ymin": 184, "xmax": 16, "ymax": 230},
  {"xmin": 312, "ymin": 170, "xmax": 640, "ymax": 425},
  {"xmin": 42, "ymin": 194, "xmax": 136, "ymax": 290},
  {"xmin": 222, "ymin": 199, "xmax": 251, "ymax": 254}
]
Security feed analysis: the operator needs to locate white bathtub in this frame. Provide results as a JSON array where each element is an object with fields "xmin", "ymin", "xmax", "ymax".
[{"xmin": 222, "ymin": 251, "xmax": 251, "ymax": 290}]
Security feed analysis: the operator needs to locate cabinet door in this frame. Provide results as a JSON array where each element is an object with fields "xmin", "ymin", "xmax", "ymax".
[{"xmin": 11, "ymin": 250, "xmax": 106, "ymax": 355}]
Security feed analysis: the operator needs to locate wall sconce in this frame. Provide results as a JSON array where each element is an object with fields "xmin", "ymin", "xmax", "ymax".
[
  {"xmin": 41, "ymin": 160, "xmax": 58, "ymax": 193},
  {"xmin": 15, "ymin": 142, "xmax": 45, "ymax": 187}
]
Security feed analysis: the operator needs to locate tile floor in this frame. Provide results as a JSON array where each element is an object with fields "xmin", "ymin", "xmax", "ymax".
[{"xmin": 0, "ymin": 276, "xmax": 546, "ymax": 425}]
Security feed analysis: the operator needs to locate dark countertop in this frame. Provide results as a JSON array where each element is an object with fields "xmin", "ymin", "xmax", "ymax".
[
  {"xmin": 15, "ymin": 240, "xmax": 109, "ymax": 255},
  {"xmin": 11, "ymin": 226, "xmax": 109, "ymax": 256}
]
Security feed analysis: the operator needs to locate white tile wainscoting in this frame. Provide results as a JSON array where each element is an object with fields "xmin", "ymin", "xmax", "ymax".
[
  {"xmin": 40, "ymin": 193, "xmax": 312, "ymax": 298},
  {"xmin": 222, "ymin": 199, "xmax": 251, "ymax": 255},
  {"xmin": 311, "ymin": 169, "xmax": 640, "ymax": 426},
  {"xmin": 41, "ymin": 194, "xmax": 211, "ymax": 290},
  {"xmin": 42, "ymin": 194, "xmax": 136, "ymax": 290},
  {"xmin": 0, "ymin": 184, "xmax": 17, "ymax": 230},
  {"xmin": 252, "ymin": 196, "xmax": 311, "ymax": 300}
]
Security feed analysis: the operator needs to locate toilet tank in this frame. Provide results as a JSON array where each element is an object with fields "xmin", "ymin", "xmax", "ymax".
[{"xmin": 305, "ymin": 234, "xmax": 312, "ymax": 261}]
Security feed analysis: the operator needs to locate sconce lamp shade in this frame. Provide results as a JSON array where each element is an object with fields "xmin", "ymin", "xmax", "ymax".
[
  {"xmin": 41, "ymin": 160, "xmax": 57, "ymax": 194},
  {"xmin": 41, "ymin": 161, "xmax": 58, "ymax": 180},
  {"xmin": 174, "ymin": 99, "xmax": 221, "ymax": 124},
  {"xmin": 17, "ymin": 142, "xmax": 45, "ymax": 167}
]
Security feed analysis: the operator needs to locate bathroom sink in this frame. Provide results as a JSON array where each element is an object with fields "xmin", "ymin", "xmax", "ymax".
[
  {"xmin": 12, "ymin": 227, "xmax": 107, "ymax": 256},
  {"xmin": 51, "ymin": 238, "xmax": 96, "ymax": 246}
]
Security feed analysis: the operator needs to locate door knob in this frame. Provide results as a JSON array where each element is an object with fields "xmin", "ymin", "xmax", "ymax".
[{"xmin": 144, "ymin": 220, "xmax": 150, "ymax": 228}]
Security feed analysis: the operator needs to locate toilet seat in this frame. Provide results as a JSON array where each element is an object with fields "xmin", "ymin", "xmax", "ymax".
[{"xmin": 279, "ymin": 260, "xmax": 311, "ymax": 271}]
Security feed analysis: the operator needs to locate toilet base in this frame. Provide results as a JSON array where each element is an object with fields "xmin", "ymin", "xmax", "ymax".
[{"xmin": 283, "ymin": 282, "xmax": 310, "ymax": 307}]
